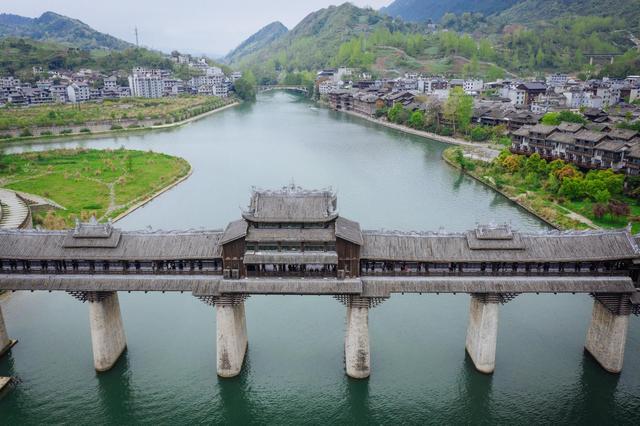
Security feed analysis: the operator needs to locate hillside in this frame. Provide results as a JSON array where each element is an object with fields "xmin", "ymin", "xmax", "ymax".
[
  {"xmin": 381, "ymin": 0, "xmax": 518, "ymax": 23},
  {"xmin": 225, "ymin": 22, "xmax": 288, "ymax": 63},
  {"xmin": 228, "ymin": 3, "xmax": 421, "ymax": 81},
  {"xmin": 493, "ymin": 0, "xmax": 640, "ymax": 25},
  {"xmin": 0, "ymin": 11, "xmax": 132, "ymax": 50},
  {"xmin": 0, "ymin": 38, "xmax": 173, "ymax": 77}
]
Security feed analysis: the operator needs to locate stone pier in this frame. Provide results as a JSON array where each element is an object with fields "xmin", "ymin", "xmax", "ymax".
[
  {"xmin": 585, "ymin": 298, "xmax": 630, "ymax": 373},
  {"xmin": 345, "ymin": 297, "xmax": 370, "ymax": 379},
  {"xmin": 0, "ymin": 304, "xmax": 16, "ymax": 357},
  {"xmin": 465, "ymin": 294, "xmax": 500, "ymax": 374},
  {"xmin": 216, "ymin": 296, "xmax": 248, "ymax": 378},
  {"xmin": 88, "ymin": 292, "xmax": 127, "ymax": 372}
]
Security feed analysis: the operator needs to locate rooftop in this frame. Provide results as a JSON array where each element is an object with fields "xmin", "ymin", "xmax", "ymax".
[{"xmin": 242, "ymin": 184, "xmax": 338, "ymax": 223}]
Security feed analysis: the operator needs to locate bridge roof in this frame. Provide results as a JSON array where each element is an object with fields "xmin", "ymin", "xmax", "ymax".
[
  {"xmin": 361, "ymin": 230, "xmax": 639, "ymax": 263},
  {"xmin": 242, "ymin": 185, "xmax": 338, "ymax": 223},
  {"xmin": 0, "ymin": 229, "xmax": 223, "ymax": 261}
]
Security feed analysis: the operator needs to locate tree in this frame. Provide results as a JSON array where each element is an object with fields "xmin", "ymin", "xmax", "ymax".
[
  {"xmin": 486, "ymin": 64, "xmax": 504, "ymax": 81},
  {"xmin": 593, "ymin": 203, "xmax": 607, "ymax": 219},
  {"xmin": 234, "ymin": 71, "xmax": 257, "ymax": 102},
  {"xmin": 407, "ymin": 111, "xmax": 425, "ymax": 129},
  {"xmin": 387, "ymin": 103, "xmax": 404, "ymax": 123},
  {"xmin": 541, "ymin": 111, "xmax": 586, "ymax": 125},
  {"xmin": 444, "ymin": 87, "xmax": 473, "ymax": 134}
]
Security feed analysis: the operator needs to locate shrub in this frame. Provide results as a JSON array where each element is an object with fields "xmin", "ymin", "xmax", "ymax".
[
  {"xmin": 60, "ymin": 129, "xmax": 73, "ymax": 134},
  {"xmin": 470, "ymin": 126, "xmax": 491, "ymax": 142},
  {"xmin": 80, "ymin": 128, "xmax": 91, "ymax": 133},
  {"xmin": 40, "ymin": 130, "xmax": 53, "ymax": 136},
  {"xmin": 110, "ymin": 124, "xmax": 123, "ymax": 130},
  {"xmin": 19, "ymin": 129, "xmax": 33, "ymax": 137},
  {"xmin": 439, "ymin": 127, "xmax": 453, "ymax": 136},
  {"xmin": 127, "ymin": 124, "xmax": 141, "ymax": 129},
  {"xmin": 0, "ymin": 134, "xmax": 12, "ymax": 139}
]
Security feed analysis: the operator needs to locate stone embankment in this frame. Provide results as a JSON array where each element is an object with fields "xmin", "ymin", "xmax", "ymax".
[{"xmin": 340, "ymin": 109, "xmax": 501, "ymax": 162}]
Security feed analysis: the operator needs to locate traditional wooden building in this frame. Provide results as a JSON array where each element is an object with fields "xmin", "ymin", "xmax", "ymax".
[{"xmin": 219, "ymin": 185, "xmax": 362, "ymax": 278}]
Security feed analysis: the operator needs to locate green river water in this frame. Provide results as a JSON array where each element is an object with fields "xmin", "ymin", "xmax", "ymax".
[{"xmin": 1, "ymin": 92, "xmax": 639, "ymax": 424}]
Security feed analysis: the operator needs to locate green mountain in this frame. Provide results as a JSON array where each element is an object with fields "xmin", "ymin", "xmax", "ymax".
[
  {"xmin": 225, "ymin": 22, "xmax": 288, "ymax": 63},
  {"xmin": 228, "ymin": 3, "xmax": 420, "ymax": 81},
  {"xmin": 381, "ymin": 0, "xmax": 518, "ymax": 23},
  {"xmin": 0, "ymin": 11, "xmax": 132, "ymax": 50},
  {"xmin": 0, "ymin": 37, "xmax": 173, "ymax": 77},
  {"xmin": 493, "ymin": 0, "xmax": 640, "ymax": 24}
]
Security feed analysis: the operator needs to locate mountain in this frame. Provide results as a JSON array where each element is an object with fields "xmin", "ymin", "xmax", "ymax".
[
  {"xmin": 0, "ymin": 11, "xmax": 132, "ymax": 50},
  {"xmin": 228, "ymin": 3, "xmax": 419, "ymax": 78},
  {"xmin": 225, "ymin": 22, "xmax": 288, "ymax": 63},
  {"xmin": 380, "ymin": 0, "xmax": 519, "ymax": 23},
  {"xmin": 493, "ymin": 0, "xmax": 640, "ymax": 24}
]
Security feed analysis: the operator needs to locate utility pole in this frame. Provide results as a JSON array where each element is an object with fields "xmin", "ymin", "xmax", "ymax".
[{"xmin": 135, "ymin": 27, "xmax": 139, "ymax": 48}]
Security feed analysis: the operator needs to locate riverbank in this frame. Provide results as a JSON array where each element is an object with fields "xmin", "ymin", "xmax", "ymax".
[
  {"xmin": 339, "ymin": 108, "xmax": 501, "ymax": 162},
  {"xmin": 0, "ymin": 148, "xmax": 191, "ymax": 228},
  {"xmin": 0, "ymin": 99, "xmax": 239, "ymax": 145},
  {"xmin": 441, "ymin": 147, "xmax": 624, "ymax": 231}
]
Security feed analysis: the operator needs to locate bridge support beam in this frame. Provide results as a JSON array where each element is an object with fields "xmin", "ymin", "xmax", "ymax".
[
  {"xmin": 88, "ymin": 292, "xmax": 127, "ymax": 372},
  {"xmin": 0, "ymin": 304, "xmax": 17, "ymax": 357},
  {"xmin": 585, "ymin": 297, "xmax": 630, "ymax": 373},
  {"xmin": 466, "ymin": 294, "xmax": 500, "ymax": 374},
  {"xmin": 215, "ymin": 295, "xmax": 248, "ymax": 378},
  {"xmin": 345, "ymin": 296, "xmax": 371, "ymax": 379}
]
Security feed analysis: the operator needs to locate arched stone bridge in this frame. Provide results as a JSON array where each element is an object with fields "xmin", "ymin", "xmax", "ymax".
[
  {"xmin": 258, "ymin": 85, "xmax": 309, "ymax": 94},
  {"xmin": 1, "ymin": 186, "xmax": 639, "ymax": 379}
]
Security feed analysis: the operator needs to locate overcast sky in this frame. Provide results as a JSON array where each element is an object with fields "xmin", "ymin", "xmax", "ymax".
[{"xmin": 2, "ymin": 1, "xmax": 391, "ymax": 57}]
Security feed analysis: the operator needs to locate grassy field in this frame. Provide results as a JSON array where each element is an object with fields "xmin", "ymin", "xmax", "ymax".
[
  {"xmin": 443, "ymin": 147, "xmax": 640, "ymax": 232},
  {"xmin": 0, "ymin": 96, "xmax": 228, "ymax": 131},
  {"xmin": 0, "ymin": 148, "xmax": 190, "ymax": 228}
]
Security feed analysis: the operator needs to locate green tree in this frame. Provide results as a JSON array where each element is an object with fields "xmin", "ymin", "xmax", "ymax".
[
  {"xmin": 407, "ymin": 111, "xmax": 425, "ymax": 129},
  {"xmin": 443, "ymin": 87, "xmax": 473, "ymax": 134},
  {"xmin": 234, "ymin": 70, "xmax": 257, "ymax": 101}
]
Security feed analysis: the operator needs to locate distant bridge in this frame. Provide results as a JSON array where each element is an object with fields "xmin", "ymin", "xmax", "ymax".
[
  {"xmin": 258, "ymin": 85, "xmax": 309, "ymax": 94},
  {"xmin": 1, "ymin": 186, "xmax": 639, "ymax": 380},
  {"xmin": 583, "ymin": 53, "xmax": 623, "ymax": 65}
]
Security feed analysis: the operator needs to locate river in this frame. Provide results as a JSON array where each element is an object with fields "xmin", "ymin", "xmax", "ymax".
[{"xmin": 1, "ymin": 92, "xmax": 639, "ymax": 424}]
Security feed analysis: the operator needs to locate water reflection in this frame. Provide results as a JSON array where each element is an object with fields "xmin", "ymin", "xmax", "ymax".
[
  {"xmin": 344, "ymin": 376, "xmax": 371, "ymax": 423},
  {"xmin": 96, "ymin": 351, "xmax": 135, "ymax": 423},
  {"xmin": 217, "ymin": 353, "xmax": 255, "ymax": 424},
  {"xmin": 447, "ymin": 354, "xmax": 495, "ymax": 423}
]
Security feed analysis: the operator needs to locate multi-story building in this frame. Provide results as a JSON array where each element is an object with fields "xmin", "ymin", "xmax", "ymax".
[
  {"xmin": 128, "ymin": 73, "xmax": 163, "ymax": 98},
  {"xmin": 66, "ymin": 82, "xmax": 90, "ymax": 103}
]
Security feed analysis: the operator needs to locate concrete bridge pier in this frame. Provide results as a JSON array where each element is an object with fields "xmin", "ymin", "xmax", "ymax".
[
  {"xmin": 86, "ymin": 292, "xmax": 127, "ymax": 372},
  {"xmin": 345, "ymin": 297, "xmax": 370, "ymax": 379},
  {"xmin": 465, "ymin": 294, "xmax": 502, "ymax": 374},
  {"xmin": 585, "ymin": 296, "xmax": 630, "ymax": 373},
  {"xmin": 0, "ymin": 304, "xmax": 17, "ymax": 357},
  {"xmin": 215, "ymin": 295, "xmax": 248, "ymax": 378}
]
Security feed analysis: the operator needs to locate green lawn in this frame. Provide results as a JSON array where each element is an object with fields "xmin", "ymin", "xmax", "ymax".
[{"xmin": 0, "ymin": 148, "xmax": 190, "ymax": 228}]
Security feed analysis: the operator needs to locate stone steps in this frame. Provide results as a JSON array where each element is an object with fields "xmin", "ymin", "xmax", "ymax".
[{"xmin": 0, "ymin": 189, "xmax": 30, "ymax": 229}]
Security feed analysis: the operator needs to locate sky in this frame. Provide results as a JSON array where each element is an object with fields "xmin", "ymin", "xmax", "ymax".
[{"xmin": 1, "ymin": 0, "xmax": 391, "ymax": 57}]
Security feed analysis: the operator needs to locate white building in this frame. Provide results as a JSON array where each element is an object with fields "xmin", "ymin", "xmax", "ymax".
[
  {"xmin": 66, "ymin": 82, "xmax": 90, "ymax": 103},
  {"xmin": 128, "ymin": 73, "xmax": 164, "ymax": 98},
  {"xmin": 547, "ymin": 73, "xmax": 568, "ymax": 87},
  {"xmin": 463, "ymin": 79, "xmax": 483, "ymax": 94},
  {"xmin": 104, "ymin": 76, "xmax": 118, "ymax": 91}
]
